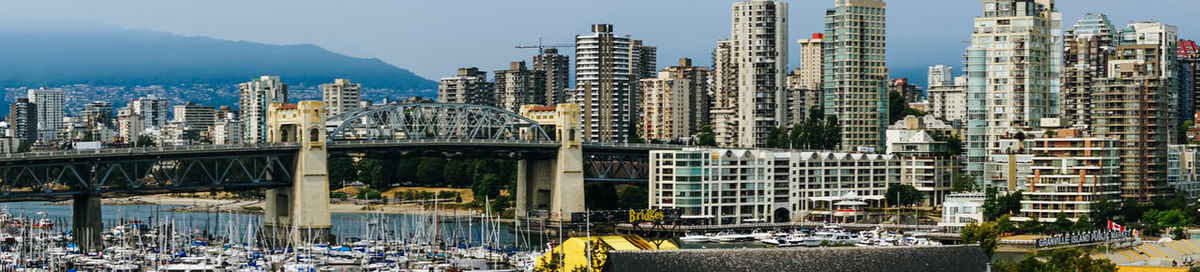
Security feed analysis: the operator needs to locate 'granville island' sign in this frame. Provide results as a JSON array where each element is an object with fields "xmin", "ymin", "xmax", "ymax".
[{"xmin": 1036, "ymin": 230, "xmax": 1134, "ymax": 248}]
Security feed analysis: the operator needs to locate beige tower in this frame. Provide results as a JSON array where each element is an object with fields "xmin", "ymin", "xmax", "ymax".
[
  {"xmin": 515, "ymin": 103, "xmax": 584, "ymax": 221},
  {"xmin": 264, "ymin": 101, "xmax": 332, "ymax": 244}
]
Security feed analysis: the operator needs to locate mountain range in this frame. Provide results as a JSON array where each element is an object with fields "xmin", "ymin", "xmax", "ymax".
[{"xmin": 0, "ymin": 21, "xmax": 436, "ymax": 114}]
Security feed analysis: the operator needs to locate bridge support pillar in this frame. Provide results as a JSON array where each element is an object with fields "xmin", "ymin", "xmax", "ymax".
[
  {"xmin": 517, "ymin": 104, "xmax": 584, "ymax": 221},
  {"xmin": 72, "ymin": 194, "xmax": 103, "ymax": 252},
  {"xmin": 263, "ymin": 101, "xmax": 332, "ymax": 246}
]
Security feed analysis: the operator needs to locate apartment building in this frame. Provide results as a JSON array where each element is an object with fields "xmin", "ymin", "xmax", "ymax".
[
  {"xmin": 965, "ymin": 0, "xmax": 1062, "ymax": 183},
  {"xmin": 238, "ymin": 75, "xmax": 288, "ymax": 144},
  {"xmin": 639, "ymin": 72, "xmax": 692, "ymax": 141},
  {"xmin": 495, "ymin": 61, "xmax": 547, "ymax": 113},
  {"xmin": 824, "ymin": 0, "xmax": 888, "ymax": 152},
  {"xmin": 321, "ymin": 78, "xmax": 362, "ymax": 117},
  {"xmin": 437, "ymin": 68, "xmax": 494, "ymax": 106},
  {"xmin": 1021, "ymin": 129, "xmax": 1121, "ymax": 221},
  {"xmin": 649, "ymin": 148, "xmax": 899, "ymax": 225}
]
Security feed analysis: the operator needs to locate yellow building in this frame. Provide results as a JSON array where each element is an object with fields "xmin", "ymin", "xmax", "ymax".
[{"xmin": 535, "ymin": 235, "xmax": 676, "ymax": 271}]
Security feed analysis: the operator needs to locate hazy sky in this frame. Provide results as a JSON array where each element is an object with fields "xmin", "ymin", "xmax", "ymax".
[{"xmin": 3, "ymin": 0, "xmax": 1199, "ymax": 86}]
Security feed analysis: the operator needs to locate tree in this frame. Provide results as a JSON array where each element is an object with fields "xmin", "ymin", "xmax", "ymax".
[
  {"xmin": 618, "ymin": 184, "xmax": 649, "ymax": 210},
  {"xmin": 1180, "ymin": 120, "xmax": 1194, "ymax": 144},
  {"xmin": 1048, "ymin": 213, "xmax": 1073, "ymax": 234},
  {"xmin": 356, "ymin": 159, "xmax": 386, "ymax": 188},
  {"xmin": 982, "ymin": 188, "xmax": 1021, "ymax": 221},
  {"xmin": 1089, "ymin": 198, "xmax": 1120, "ymax": 229},
  {"xmin": 357, "ymin": 188, "xmax": 382, "ymax": 200},
  {"xmin": 888, "ymin": 91, "xmax": 926, "ymax": 123},
  {"xmin": 885, "ymin": 184, "xmax": 923, "ymax": 207},
  {"xmin": 416, "ymin": 157, "xmax": 446, "ymax": 186},
  {"xmin": 996, "ymin": 214, "xmax": 1017, "ymax": 234},
  {"xmin": 395, "ymin": 157, "xmax": 421, "ymax": 185},
  {"xmin": 471, "ymin": 174, "xmax": 502, "ymax": 201},
  {"xmin": 584, "ymin": 181, "xmax": 619, "ymax": 210},
  {"xmin": 442, "ymin": 160, "xmax": 475, "ymax": 188},
  {"xmin": 328, "ymin": 157, "xmax": 357, "ymax": 190},
  {"xmin": 961, "ymin": 221, "xmax": 1000, "ymax": 258},
  {"xmin": 135, "ymin": 135, "xmax": 156, "ymax": 147},
  {"xmin": 1121, "ymin": 201, "xmax": 1148, "ymax": 223},
  {"xmin": 1073, "ymin": 214, "xmax": 1094, "ymax": 232},
  {"xmin": 766, "ymin": 126, "xmax": 790, "ymax": 148},
  {"xmin": 1019, "ymin": 219, "xmax": 1044, "ymax": 234},
  {"xmin": 994, "ymin": 248, "xmax": 1117, "ymax": 272},
  {"xmin": 698, "ymin": 125, "xmax": 716, "ymax": 146}
]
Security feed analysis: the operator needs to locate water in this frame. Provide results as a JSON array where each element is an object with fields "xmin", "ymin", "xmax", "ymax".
[{"xmin": 0, "ymin": 201, "xmax": 538, "ymax": 250}]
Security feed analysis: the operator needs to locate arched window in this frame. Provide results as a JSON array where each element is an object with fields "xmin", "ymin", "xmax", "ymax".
[
  {"xmin": 310, "ymin": 128, "xmax": 320, "ymax": 142},
  {"xmin": 569, "ymin": 129, "xmax": 576, "ymax": 141},
  {"xmin": 280, "ymin": 129, "xmax": 291, "ymax": 143}
]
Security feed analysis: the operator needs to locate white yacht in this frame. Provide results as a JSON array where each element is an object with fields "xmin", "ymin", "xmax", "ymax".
[
  {"xmin": 679, "ymin": 232, "xmax": 711, "ymax": 243},
  {"xmin": 158, "ymin": 257, "xmax": 224, "ymax": 272},
  {"xmin": 803, "ymin": 226, "xmax": 858, "ymax": 247},
  {"xmin": 707, "ymin": 231, "xmax": 748, "ymax": 242}
]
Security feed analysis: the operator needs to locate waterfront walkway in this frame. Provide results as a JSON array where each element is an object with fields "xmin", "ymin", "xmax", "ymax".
[{"xmin": 613, "ymin": 221, "xmax": 941, "ymax": 234}]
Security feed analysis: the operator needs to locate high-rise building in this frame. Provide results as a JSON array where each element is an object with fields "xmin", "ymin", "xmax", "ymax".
[
  {"xmin": 797, "ymin": 34, "xmax": 825, "ymax": 91},
  {"xmin": 659, "ymin": 58, "xmax": 712, "ymax": 135},
  {"xmin": 7, "ymin": 98, "xmax": 36, "ymax": 144},
  {"xmin": 321, "ymin": 79, "xmax": 361, "ymax": 117},
  {"xmin": 574, "ymin": 24, "xmax": 653, "ymax": 142},
  {"xmin": 639, "ymin": 71, "xmax": 692, "ymax": 142},
  {"xmin": 116, "ymin": 107, "xmax": 144, "ymax": 144},
  {"xmin": 1062, "ymin": 13, "xmax": 1115, "ymax": 130},
  {"xmin": 712, "ymin": 40, "xmax": 739, "ymax": 147},
  {"xmin": 27, "ymin": 87, "xmax": 64, "ymax": 142},
  {"xmin": 131, "ymin": 95, "xmax": 170, "ymax": 130},
  {"xmin": 173, "ymin": 102, "xmax": 216, "ymax": 131},
  {"xmin": 1093, "ymin": 22, "xmax": 1178, "ymax": 203},
  {"xmin": 928, "ymin": 65, "xmax": 954, "ymax": 88},
  {"xmin": 494, "ymin": 61, "xmax": 547, "ymax": 113},
  {"xmin": 1021, "ymin": 129, "xmax": 1121, "ymax": 221},
  {"xmin": 437, "ymin": 68, "xmax": 494, "ymax": 106},
  {"xmin": 533, "ymin": 48, "xmax": 571, "ymax": 105},
  {"xmin": 729, "ymin": 0, "xmax": 788, "ymax": 148},
  {"xmin": 824, "ymin": 0, "xmax": 887, "ymax": 152},
  {"xmin": 239, "ymin": 75, "xmax": 288, "ymax": 144},
  {"xmin": 790, "ymin": 33, "xmax": 825, "ymax": 125},
  {"xmin": 928, "ymin": 76, "xmax": 968, "ymax": 124},
  {"xmin": 82, "ymin": 101, "xmax": 115, "ymax": 129},
  {"xmin": 965, "ymin": 0, "xmax": 1062, "ymax": 183},
  {"xmin": 1180, "ymin": 40, "xmax": 1200, "ymax": 124}
]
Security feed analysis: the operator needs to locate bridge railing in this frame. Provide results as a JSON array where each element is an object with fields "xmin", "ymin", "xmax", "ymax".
[
  {"xmin": 580, "ymin": 142, "xmax": 689, "ymax": 150},
  {"xmin": 1, "ymin": 142, "xmax": 301, "ymax": 160},
  {"xmin": 328, "ymin": 138, "xmax": 561, "ymax": 146}
]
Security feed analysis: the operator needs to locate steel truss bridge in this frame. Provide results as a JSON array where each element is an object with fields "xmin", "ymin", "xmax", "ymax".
[{"xmin": 0, "ymin": 103, "xmax": 682, "ymax": 202}]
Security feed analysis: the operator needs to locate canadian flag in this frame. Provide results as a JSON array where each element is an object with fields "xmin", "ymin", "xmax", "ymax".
[{"xmin": 1108, "ymin": 220, "xmax": 1125, "ymax": 232}]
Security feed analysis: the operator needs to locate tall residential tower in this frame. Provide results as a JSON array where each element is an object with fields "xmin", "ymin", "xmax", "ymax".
[
  {"xmin": 964, "ymin": 0, "xmax": 1062, "ymax": 184},
  {"xmin": 729, "ymin": 0, "xmax": 788, "ymax": 147},
  {"xmin": 824, "ymin": 0, "xmax": 888, "ymax": 152},
  {"xmin": 239, "ymin": 75, "xmax": 289, "ymax": 143}
]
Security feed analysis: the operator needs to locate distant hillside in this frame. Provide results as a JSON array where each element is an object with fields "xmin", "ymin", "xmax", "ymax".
[{"xmin": 0, "ymin": 21, "xmax": 436, "ymax": 97}]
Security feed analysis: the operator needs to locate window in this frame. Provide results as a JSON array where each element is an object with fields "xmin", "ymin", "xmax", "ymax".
[{"xmin": 310, "ymin": 128, "xmax": 320, "ymax": 142}]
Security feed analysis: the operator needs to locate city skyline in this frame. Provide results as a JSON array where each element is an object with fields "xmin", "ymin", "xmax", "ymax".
[{"xmin": 4, "ymin": 1, "xmax": 1200, "ymax": 88}]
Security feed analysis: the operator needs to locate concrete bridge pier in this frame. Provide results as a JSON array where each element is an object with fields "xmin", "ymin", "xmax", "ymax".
[
  {"xmin": 516, "ymin": 104, "xmax": 584, "ymax": 221},
  {"xmin": 72, "ymin": 194, "xmax": 103, "ymax": 252},
  {"xmin": 263, "ymin": 101, "xmax": 332, "ymax": 246}
]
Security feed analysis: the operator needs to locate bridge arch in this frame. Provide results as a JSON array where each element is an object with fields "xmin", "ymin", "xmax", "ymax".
[{"xmin": 325, "ymin": 103, "xmax": 552, "ymax": 141}]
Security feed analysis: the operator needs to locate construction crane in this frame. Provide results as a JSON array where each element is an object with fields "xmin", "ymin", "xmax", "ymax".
[{"xmin": 515, "ymin": 38, "xmax": 574, "ymax": 54}]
